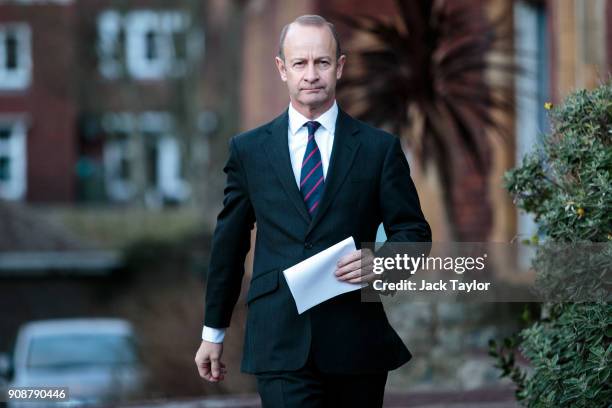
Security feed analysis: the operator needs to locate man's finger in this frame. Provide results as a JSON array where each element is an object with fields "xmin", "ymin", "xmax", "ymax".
[
  {"xmin": 204, "ymin": 365, "xmax": 220, "ymax": 383},
  {"xmin": 349, "ymin": 272, "xmax": 377, "ymax": 284},
  {"xmin": 211, "ymin": 357, "xmax": 221, "ymax": 380},
  {"xmin": 335, "ymin": 258, "xmax": 361, "ymax": 277},
  {"xmin": 336, "ymin": 258, "xmax": 373, "ymax": 278},
  {"xmin": 340, "ymin": 268, "xmax": 367, "ymax": 281},
  {"xmin": 195, "ymin": 353, "xmax": 218, "ymax": 382},
  {"xmin": 337, "ymin": 249, "xmax": 362, "ymax": 267},
  {"xmin": 200, "ymin": 362, "xmax": 219, "ymax": 382}
]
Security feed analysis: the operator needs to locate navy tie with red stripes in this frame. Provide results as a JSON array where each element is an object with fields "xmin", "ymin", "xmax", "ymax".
[{"xmin": 300, "ymin": 121, "xmax": 324, "ymax": 218}]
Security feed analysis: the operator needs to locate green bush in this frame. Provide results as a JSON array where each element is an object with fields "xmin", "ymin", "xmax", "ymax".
[
  {"xmin": 491, "ymin": 82, "xmax": 612, "ymax": 407},
  {"xmin": 517, "ymin": 303, "xmax": 611, "ymax": 406},
  {"xmin": 505, "ymin": 83, "xmax": 611, "ymax": 242}
]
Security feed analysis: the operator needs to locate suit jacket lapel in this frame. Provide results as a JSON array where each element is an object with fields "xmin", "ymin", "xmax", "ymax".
[
  {"xmin": 307, "ymin": 109, "xmax": 361, "ymax": 236},
  {"xmin": 261, "ymin": 110, "xmax": 311, "ymax": 224}
]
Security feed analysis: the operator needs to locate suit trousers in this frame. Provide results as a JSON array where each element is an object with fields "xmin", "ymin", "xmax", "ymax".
[{"xmin": 255, "ymin": 342, "xmax": 388, "ymax": 408}]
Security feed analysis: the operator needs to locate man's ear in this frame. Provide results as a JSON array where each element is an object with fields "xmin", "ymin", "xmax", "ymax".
[
  {"xmin": 275, "ymin": 57, "xmax": 288, "ymax": 82},
  {"xmin": 336, "ymin": 54, "xmax": 346, "ymax": 80}
]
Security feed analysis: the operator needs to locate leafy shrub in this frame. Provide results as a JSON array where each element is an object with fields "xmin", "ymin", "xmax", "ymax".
[
  {"xmin": 490, "ymin": 82, "xmax": 612, "ymax": 407},
  {"xmin": 505, "ymin": 84, "xmax": 611, "ymax": 242}
]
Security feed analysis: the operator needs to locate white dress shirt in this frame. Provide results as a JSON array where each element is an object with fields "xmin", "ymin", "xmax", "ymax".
[{"xmin": 202, "ymin": 101, "xmax": 339, "ymax": 342}]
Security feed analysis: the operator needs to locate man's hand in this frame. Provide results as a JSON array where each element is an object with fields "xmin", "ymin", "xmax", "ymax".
[
  {"xmin": 195, "ymin": 340, "xmax": 226, "ymax": 383},
  {"xmin": 335, "ymin": 248, "xmax": 376, "ymax": 284}
]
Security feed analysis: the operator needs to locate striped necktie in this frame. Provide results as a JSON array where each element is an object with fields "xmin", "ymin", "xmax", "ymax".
[{"xmin": 300, "ymin": 121, "xmax": 324, "ymax": 217}]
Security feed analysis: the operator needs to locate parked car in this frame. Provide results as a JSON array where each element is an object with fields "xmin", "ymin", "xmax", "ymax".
[
  {"xmin": 0, "ymin": 352, "xmax": 9, "ymax": 406},
  {"xmin": 6, "ymin": 318, "xmax": 147, "ymax": 407}
]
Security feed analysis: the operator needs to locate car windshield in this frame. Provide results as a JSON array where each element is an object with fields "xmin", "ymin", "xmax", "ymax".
[{"xmin": 26, "ymin": 333, "xmax": 138, "ymax": 369}]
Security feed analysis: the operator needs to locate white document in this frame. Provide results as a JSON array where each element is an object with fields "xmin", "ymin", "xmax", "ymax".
[{"xmin": 282, "ymin": 236, "xmax": 366, "ymax": 314}]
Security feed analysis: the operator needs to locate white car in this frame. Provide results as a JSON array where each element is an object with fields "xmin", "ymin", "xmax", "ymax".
[{"xmin": 6, "ymin": 318, "xmax": 147, "ymax": 407}]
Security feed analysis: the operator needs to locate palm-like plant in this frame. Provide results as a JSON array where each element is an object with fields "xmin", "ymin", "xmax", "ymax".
[{"xmin": 336, "ymin": 0, "xmax": 515, "ymax": 241}]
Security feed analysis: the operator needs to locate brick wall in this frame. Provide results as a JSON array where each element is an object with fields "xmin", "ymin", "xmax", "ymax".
[{"xmin": 0, "ymin": 3, "xmax": 78, "ymax": 202}]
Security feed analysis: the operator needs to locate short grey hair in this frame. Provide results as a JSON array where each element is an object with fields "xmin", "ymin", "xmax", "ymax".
[{"xmin": 278, "ymin": 15, "xmax": 342, "ymax": 61}]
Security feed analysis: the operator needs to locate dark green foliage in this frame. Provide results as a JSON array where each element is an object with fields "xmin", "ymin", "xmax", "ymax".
[
  {"xmin": 495, "ymin": 83, "xmax": 612, "ymax": 407},
  {"xmin": 529, "ymin": 242, "xmax": 611, "ymax": 303},
  {"xmin": 505, "ymin": 84, "xmax": 612, "ymax": 242},
  {"xmin": 515, "ymin": 303, "xmax": 612, "ymax": 407}
]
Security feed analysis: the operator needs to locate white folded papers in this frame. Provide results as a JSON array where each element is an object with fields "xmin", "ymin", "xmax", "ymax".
[{"xmin": 282, "ymin": 236, "xmax": 366, "ymax": 314}]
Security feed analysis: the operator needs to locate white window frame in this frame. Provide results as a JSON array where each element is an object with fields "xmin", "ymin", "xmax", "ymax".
[
  {"xmin": 125, "ymin": 10, "xmax": 172, "ymax": 79},
  {"xmin": 101, "ymin": 112, "xmax": 190, "ymax": 204},
  {"xmin": 97, "ymin": 10, "xmax": 123, "ymax": 79},
  {"xmin": 157, "ymin": 135, "xmax": 190, "ymax": 202},
  {"xmin": 97, "ymin": 10, "xmax": 189, "ymax": 80},
  {"xmin": 103, "ymin": 133, "xmax": 137, "ymax": 202},
  {"xmin": 0, "ymin": 118, "xmax": 27, "ymax": 200},
  {"xmin": 0, "ymin": 23, "xmax": 32, "ymax": 90}
]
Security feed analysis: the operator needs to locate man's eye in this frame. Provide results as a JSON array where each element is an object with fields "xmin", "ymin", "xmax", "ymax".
[{"xmin": 294, "ymin": 62, "xmax": 304, "ymax": 67}]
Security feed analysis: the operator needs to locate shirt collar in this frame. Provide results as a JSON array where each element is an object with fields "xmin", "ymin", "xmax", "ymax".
[{"xmin": 288, "ymin": 100, "xmax": 338, "ymax": 136}]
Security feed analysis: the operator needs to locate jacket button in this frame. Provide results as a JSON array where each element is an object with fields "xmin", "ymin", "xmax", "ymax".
[{"xmin": 304, "ymin": 242, "xmax": 313, "ymax": 249}]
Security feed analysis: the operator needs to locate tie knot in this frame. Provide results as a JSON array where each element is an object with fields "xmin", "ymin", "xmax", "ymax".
[{"xmin": 304, "ymin": 121, "xmax": 321, "ymax": 136}]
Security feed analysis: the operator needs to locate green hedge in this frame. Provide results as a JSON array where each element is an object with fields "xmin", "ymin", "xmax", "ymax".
[{"xmin": 491, "ymin": 82, "xmax": 611, "ymax": 407}]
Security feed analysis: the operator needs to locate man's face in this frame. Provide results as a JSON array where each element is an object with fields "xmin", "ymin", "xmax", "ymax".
[{"xmin": 275, "ymin": 24, "xmax": 345, "ymax": 113}]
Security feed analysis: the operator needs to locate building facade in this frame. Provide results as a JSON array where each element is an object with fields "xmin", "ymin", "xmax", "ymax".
[{"xmin": 0, "ymin": 0, "xmax": 233, "ymax": 209}]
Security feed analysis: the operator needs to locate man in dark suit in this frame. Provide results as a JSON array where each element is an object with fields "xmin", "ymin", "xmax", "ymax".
[{"xmin": 195, "ymin": 14, "xmax": 431, "ymax": 407}]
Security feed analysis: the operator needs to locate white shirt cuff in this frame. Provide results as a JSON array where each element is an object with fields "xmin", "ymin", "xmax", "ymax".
[{"xmin": 202, "ymin": 325, "xmax": 226, "ymax": 343}]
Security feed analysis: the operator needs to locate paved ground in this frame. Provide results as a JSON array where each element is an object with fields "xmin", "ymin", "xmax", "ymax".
[
  {"xmin": 120, "ymin": 387, "xmax": 520, "ymax": 408},
  {"xmin": 384, "ymin": 387, "xmax": 520, "ymax": 407}
]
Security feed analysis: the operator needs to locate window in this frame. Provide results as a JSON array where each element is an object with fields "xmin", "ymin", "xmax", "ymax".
[
  {"xmin": 97, "ymin": 10, "xmax": 190, "ymax": 80},
  {"xmin": 155, "ymin": 135, "xmax": 190, "ymax": 202},
  {"xmin": 97, "ymin": 11, "xmax": 124, "ymax": 79},
  {"xmin": 515, "ymin": 0, "xmax": 550, "ymax": 153},
  {"xmin": 514, "ymin": 0, "xmax": 550, "ymax": 266},
  {"xmin": 0, "ymin": 24, "xmax": 32, "ymax": 90},
  {"xmin": 103, "ymin": 132, "xmax": 136, "ymax": 202},
  {"xmin": 27, "ymin": 334, "xmax": 137, "ymax": 369},
  {"xmin": 101, "ymin": 112, "xmax": 190, "ymax": 204},
  {"xmin": 0, "ymin": 119, "xmax": 27, "ymax": 200}
]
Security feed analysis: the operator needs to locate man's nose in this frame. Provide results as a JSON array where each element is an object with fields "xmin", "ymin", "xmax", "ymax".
[{"xmin": 303, "ymin": 62, "xmax": 319, "ymax": 82}]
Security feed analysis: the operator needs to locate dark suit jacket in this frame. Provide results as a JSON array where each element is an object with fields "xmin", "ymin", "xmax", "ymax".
[{"xmin": 204, "ymin": 108, "xmax": 432, "ymax": 375}]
